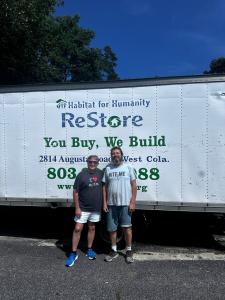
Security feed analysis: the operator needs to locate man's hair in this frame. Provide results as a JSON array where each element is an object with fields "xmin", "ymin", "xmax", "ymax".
[
  {"xmin": 110, "ymin": 147, "xmax": 123, "ymax": 156},
  {"xmin": 87, "ymin": 155, "xmax": 99, "ymax": 162}
]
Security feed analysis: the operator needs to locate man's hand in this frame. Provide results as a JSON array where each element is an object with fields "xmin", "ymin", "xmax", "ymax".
[
  {"xmin": 75, "ymin": 207, "xmax": 82, "ymax": 218},
  {"xmin": 129, "ymin": 179, "xmax": 137, "ymax": 213},
  {"xmin": 103, "ymin": 203, "xmax": 109, "ymax": 213},
  {"xmin": 129, "ymin": 200, "xmax": 136, "ymax": 213}
]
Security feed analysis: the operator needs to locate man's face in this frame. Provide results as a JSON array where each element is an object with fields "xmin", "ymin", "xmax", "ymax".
[
  {"xmin": 87, "ymin": 158, "xmax": 98, "ymax": 171},
  {"xmin": 111, "ymin": 149, "xmax": 123, "ymax": 166}
]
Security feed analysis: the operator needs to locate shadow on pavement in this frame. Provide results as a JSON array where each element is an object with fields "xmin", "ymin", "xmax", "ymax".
[{"xmin": 0, "ymin": 206, "xmax": 225, "ymax": 253}]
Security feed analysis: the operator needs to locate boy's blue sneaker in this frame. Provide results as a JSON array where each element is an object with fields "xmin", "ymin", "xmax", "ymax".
[
  {"xmin": 86, "ymin": 248, "xmax": 96, "ymax": 260},
  {"xmin": 66, "ymin": 252, "xmax": 78, "ymax": 267}
]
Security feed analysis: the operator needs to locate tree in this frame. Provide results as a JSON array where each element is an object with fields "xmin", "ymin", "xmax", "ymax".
[
  {"xmin": 0, "ymin": 0, "xmax": 118, "ymax": 84},
  {"xmin": 204, "ymin": 57, "xmax": 225, "ymax": 74}
]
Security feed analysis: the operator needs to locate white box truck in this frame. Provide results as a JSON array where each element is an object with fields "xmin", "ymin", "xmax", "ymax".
[{"xmin": 1, "ymin": 75, "xmax": 225, "ymax": 213}]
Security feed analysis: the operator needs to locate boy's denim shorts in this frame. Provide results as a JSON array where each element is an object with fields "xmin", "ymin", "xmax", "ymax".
[{"xmin": 107, "ymin": 205, "xmax": 132, "ymax": 232}]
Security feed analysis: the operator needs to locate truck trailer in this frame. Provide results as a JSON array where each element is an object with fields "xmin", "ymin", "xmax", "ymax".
[{"xmin": 0, "ymin": 74, "xmax": 225, "ymax": 213}]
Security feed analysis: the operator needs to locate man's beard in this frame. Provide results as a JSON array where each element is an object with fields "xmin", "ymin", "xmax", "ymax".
[{"xmin": 112, "ymin": 156, "xmax": 123, "ymax": 165}]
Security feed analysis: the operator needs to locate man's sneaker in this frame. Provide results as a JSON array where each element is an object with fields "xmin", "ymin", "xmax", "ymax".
[
  {"xmin": 66, "ymin": 252, "xmax": 78, "ymax": 267},
  {"xmin": 104, "ymin": 250, "xmax": 119, "ymax": 262},
  {"xmin": 125, "ymin": 250, "xmax": 134, "ymax": 264},
  {"xmin": 86, "ymin": 248, "xmax": 96, "ymax": 260}
]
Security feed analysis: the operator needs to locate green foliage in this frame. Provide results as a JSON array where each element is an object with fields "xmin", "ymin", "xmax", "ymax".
[
  {"xmin": 204, "ymin": 57, "xmax": 225, "ymax": 74},
  {"xmin": 0, "ymin": 0, "xmax": 118, "ymax": 84}
]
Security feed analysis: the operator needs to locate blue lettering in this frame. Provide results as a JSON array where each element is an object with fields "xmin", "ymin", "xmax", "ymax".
[
  {"xmin": 75, "ymin": 117, "xmax": 85, "ymax": 128},
  {"xmin": 62, "ymin": 113, "xmax": 74, "ymax": 128},
  {"xmin": 100, "ymin": 113, "xmax": 107, "ymax": 127},
  {"xmin": 132, "ymin": 115, "xmax": 143, "ymax": 126},
  {"xmin": 68, "ymin": 102, "xmax": 74, "ymax": 109},
  {"xmin": 87, "ymin": 112, "xmax": 99, "ymax": 128},
  {"xmin": 61, "ymin": 112, "xmax": 143, "ymax": 128}
]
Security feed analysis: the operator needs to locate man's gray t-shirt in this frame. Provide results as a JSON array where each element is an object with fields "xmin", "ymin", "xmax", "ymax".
[
  {"xmin": 102, "ymin": 163, "xmax": 136, "ymax": 206},
  {"xmin": 74, "ymin": 168, "xmax": 103, "ymax": 212}
]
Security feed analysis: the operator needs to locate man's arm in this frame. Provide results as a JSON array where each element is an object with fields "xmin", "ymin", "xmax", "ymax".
[
  {"xmin": 73, "ymin": 189, "xmax": 81, "ymax": 217},
  {"xmin": 129, "ymin": 179, "xmax": 137, "ymax": 212},
  {"xmin": 102, "ymin": 184, "xmax": 109, "ymax": 212}
]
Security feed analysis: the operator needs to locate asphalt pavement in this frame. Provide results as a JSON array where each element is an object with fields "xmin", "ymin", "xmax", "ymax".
[{"xmin": 0, "ymin": 207, "xmax": 225, "ymax": 299}]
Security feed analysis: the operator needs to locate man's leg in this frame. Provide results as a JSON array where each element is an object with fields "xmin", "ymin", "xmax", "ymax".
[
  {"xmin": 109, "ymin": 230, "xmax": 117, "ymax": 250},
  {"xmin": 122, "ymin": 227, "xmax": 132, "ymax": 249},
  {"xmin": 104, "ymin": 230, "xmax": 119, "ymax": 262},
  {"xmin": 66, "ymin": 222, "xmax": 84, "ymax": 267},
  {"xmin": 86, "ymin": 213, "xmax": 101, "ymax": 260},
  {"xmin": 122, "ymin": 227, "xmax": 134, "ymax": 263},
  {"xmin": 108, "ymin": 206, "xmax": 118, "ymax": 251},
  {"xmin": 120, "ymin": 207, "xmax": 134, "ymax": 263},
  {"xmin": 86, "ymin": 222, "xmax": 97, "ymax": 259},
  {"xmin": 105, "ymin": 206, "xmax": 119, "ymax": 262},
  {"xmin": 72, "ymin": 222, "xmax": 84, "ymax": 251},
  {"xmin": 87, "ymin": 222, "xmax": 96, "ymax": 249}
]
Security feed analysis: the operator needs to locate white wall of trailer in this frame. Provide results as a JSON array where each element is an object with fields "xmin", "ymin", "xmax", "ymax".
[{"xmin": 0, "ymin": 78, "xmax": 225, "ymax": 210}]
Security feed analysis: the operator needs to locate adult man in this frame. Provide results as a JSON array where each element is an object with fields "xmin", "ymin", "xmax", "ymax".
[
  {"xmin": 103, "ymin": 147, "xmax": 137, "ymax": 263},
  {"xmin": 66, "ymin": 155, "xmax": 103, "ymax": 267}
]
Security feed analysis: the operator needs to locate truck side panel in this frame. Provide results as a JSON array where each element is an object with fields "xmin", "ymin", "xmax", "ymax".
[
  {"xmin": 0, "ymin": 78, "xmax": 225, "ymax": 210},
  {"xmin": 208, "ymin": 83, "xmax": 225, "ymax": 203}
]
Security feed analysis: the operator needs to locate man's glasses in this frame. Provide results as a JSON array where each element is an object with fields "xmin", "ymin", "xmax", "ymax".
[{"xmin": 88, "ymin": 161, "xmax": 98, "ymax": 164}]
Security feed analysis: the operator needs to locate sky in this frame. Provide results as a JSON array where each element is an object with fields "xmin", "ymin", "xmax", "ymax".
[{"xmin": 55, "ymin": 0, "xmax": 225, "ymax": 80}]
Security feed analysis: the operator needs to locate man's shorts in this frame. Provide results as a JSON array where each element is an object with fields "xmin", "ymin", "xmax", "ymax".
[
  {"xmin": 107, "ymin": 205, "xmax": 132, "ymax": 232},
  {"xmin": 74, "ymin": 211, "xmax": 101, "ymax": 223}
]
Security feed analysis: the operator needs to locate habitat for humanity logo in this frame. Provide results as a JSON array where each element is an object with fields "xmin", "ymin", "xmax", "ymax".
[
  {"xmin": 56, "ymin": 99, "xmax": 67, "ymax": 108},
  {"xmin": 57, "ymin": 99, "xmax": 144, "ymax": 128},
  {"xmin": 107, "ymin": 116, "xmax": 121, "ymax": 128}
]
